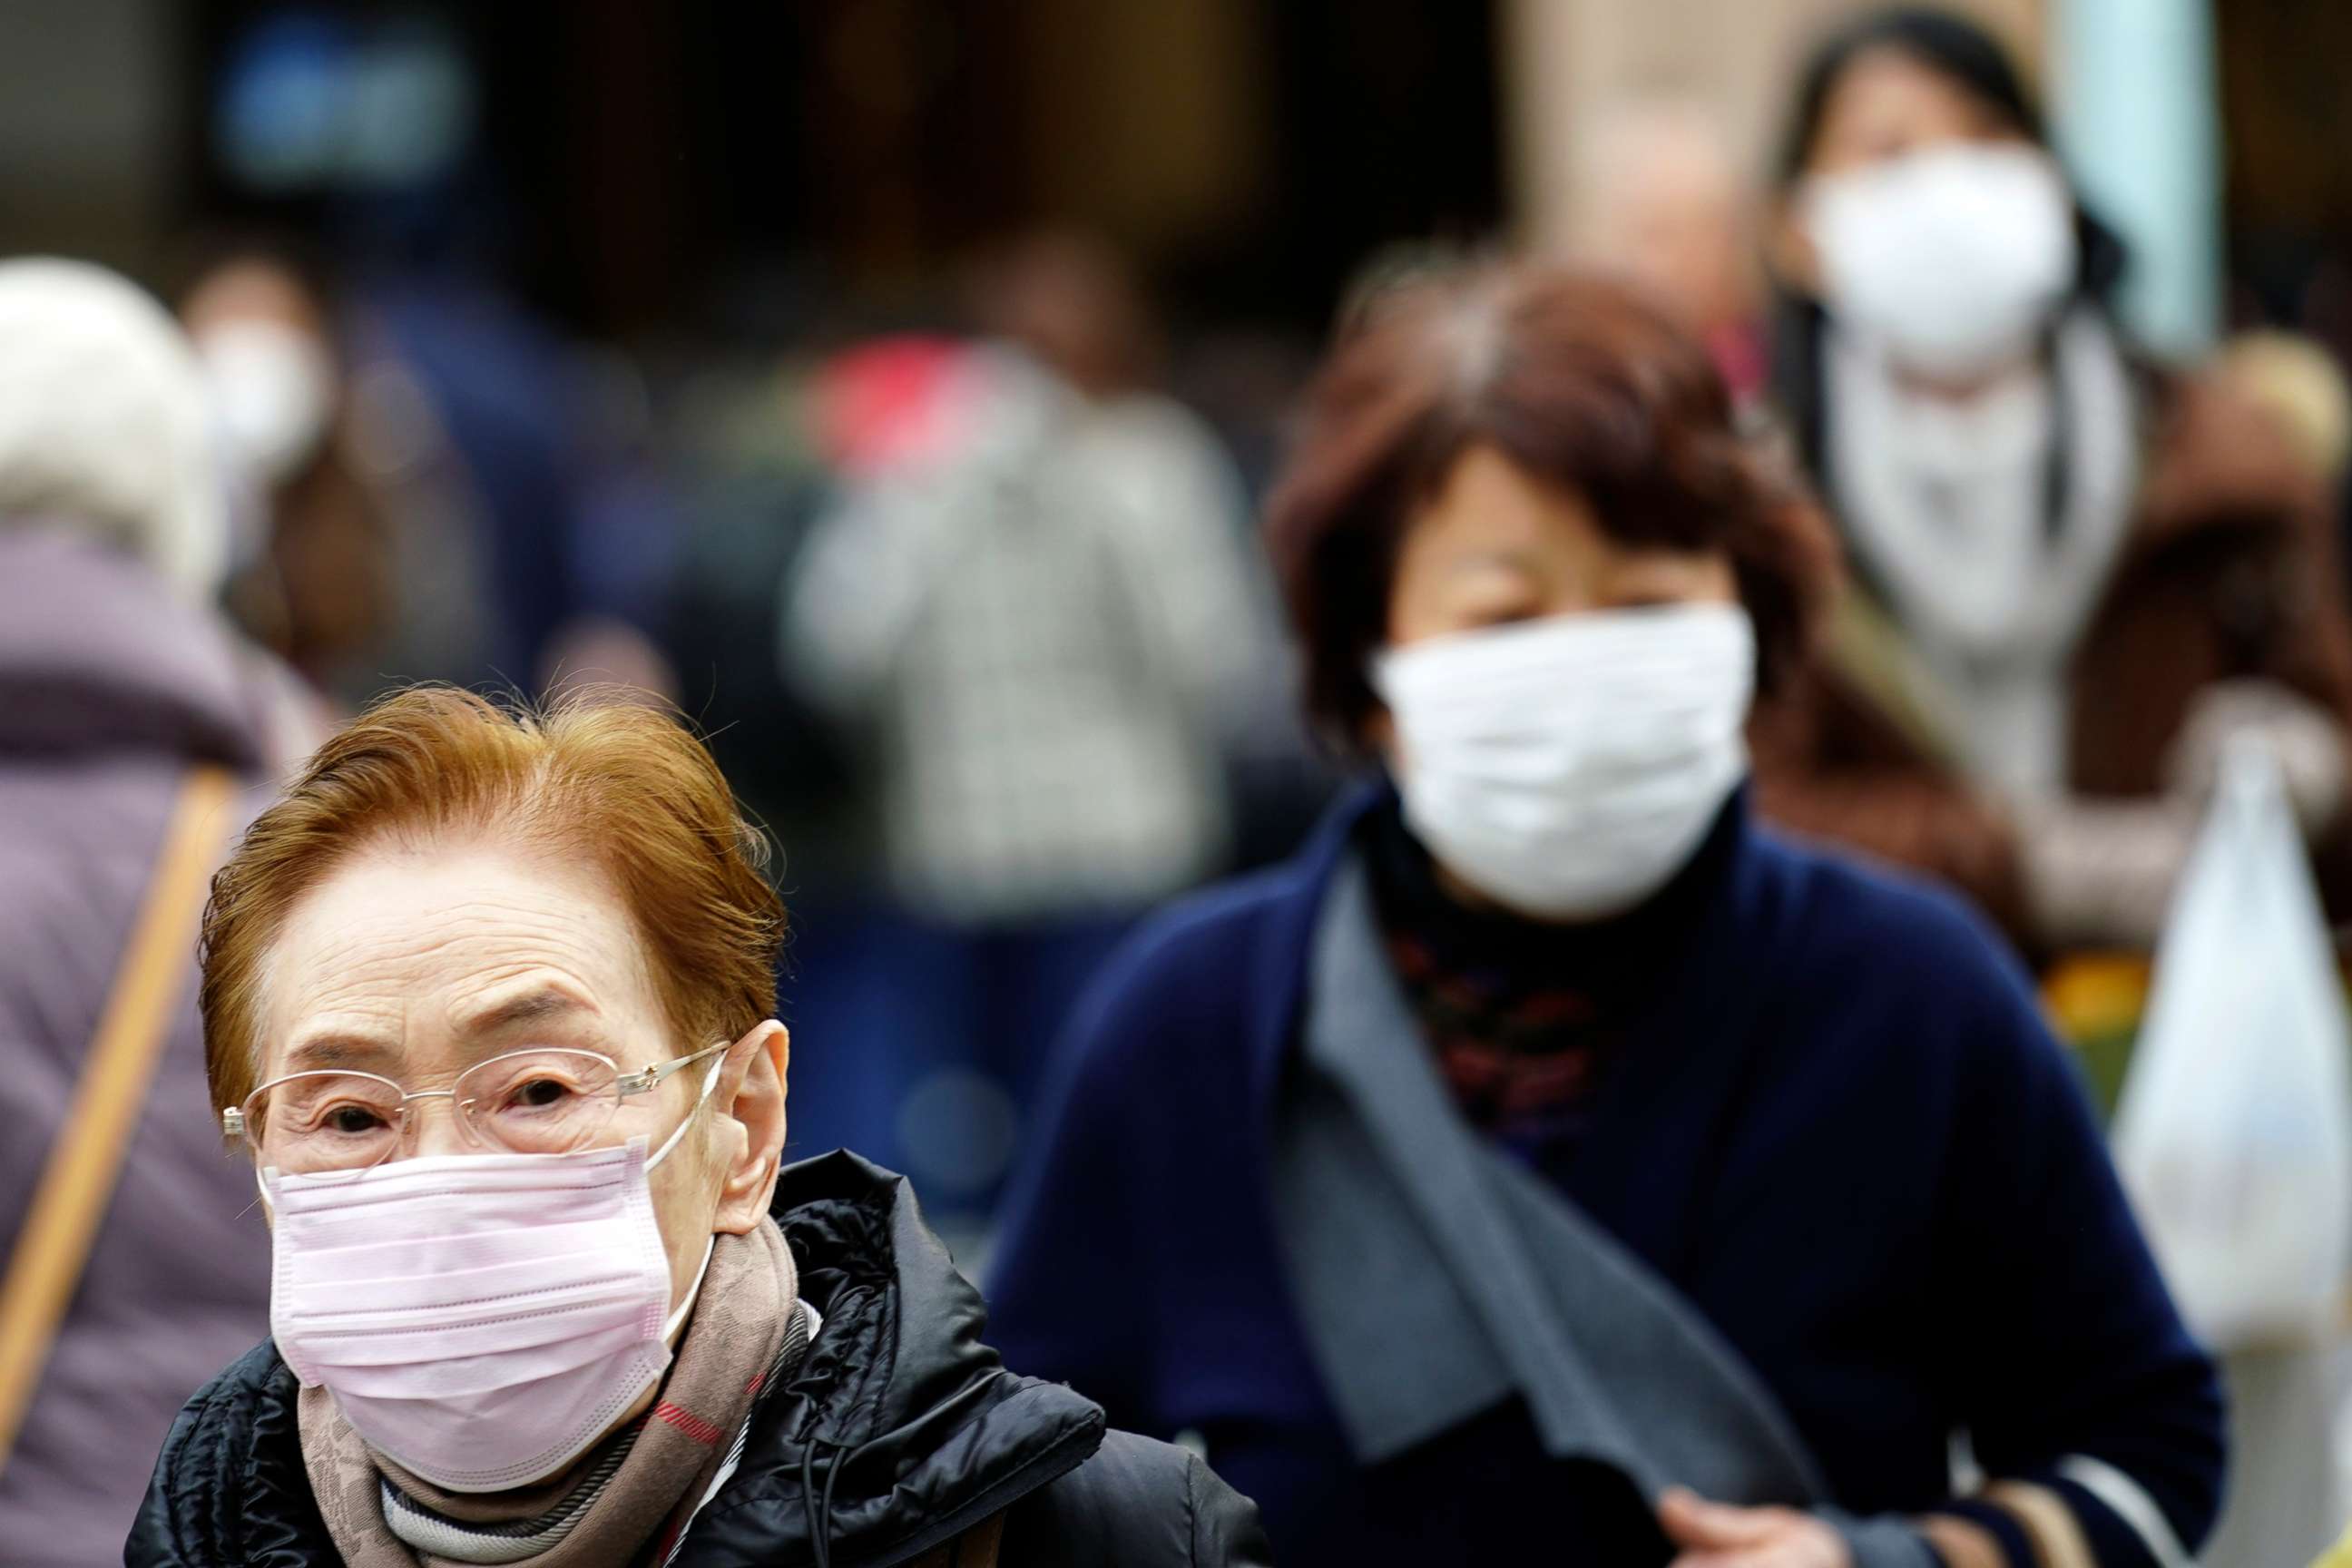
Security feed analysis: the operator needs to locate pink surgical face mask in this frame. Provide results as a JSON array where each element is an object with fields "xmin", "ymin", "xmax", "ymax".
[{"xmin": 261, "ymin": 1071, "xmax": 719, "ymax": 1493}]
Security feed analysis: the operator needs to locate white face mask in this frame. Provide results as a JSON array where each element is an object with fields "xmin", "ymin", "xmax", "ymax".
[
  {"xmin": 1804, "ymin": 142, "xmax": 2077, "ymax": 379},
  {"xmin": 1371, "ymin": 603, "xmax": 1756, "ymax": 919},
  {"xmin": 262, "ymin": 1064, "xmax": 720, "ymax": 1493},
  {"xmin": 199, "ymin": 320, "xmax": 336, "ymax": 485}
]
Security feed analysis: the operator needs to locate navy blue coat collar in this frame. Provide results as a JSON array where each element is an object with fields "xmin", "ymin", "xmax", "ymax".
[{"xmin": 1240, "ymin": 779, "xmax": 1778, "ymax": 1282}]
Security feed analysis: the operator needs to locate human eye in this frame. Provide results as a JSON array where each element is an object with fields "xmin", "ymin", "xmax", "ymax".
[
  {"xmin": 1447, "ymin": 582, "xmax": 1548, "ymax": 632},
  {"xmin": 321, "ymin": 1101, "xmax": 391, "ymax": 1135},
  {"xmin": 269, "ymin": 1074, "xmax": 400, "ymax": 1148},
  {"xmin": 501, "ymin": 1073, "xmax": 584, "ymax": 1112},
  {"xmin": 470, "ymin": 1050, "xmax": 613, "ymax": 1119}
]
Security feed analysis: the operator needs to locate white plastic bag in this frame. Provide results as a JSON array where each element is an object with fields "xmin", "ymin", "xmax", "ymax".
[{"xmin": 2112, "ymin": 738, "xmax": 2352, "ymax": 1351}]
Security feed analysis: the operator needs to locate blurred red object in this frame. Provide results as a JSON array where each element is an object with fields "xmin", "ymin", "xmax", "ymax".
[{"xmin": 812, "ymin": 335, "xmax": 978, "ymax": 478}]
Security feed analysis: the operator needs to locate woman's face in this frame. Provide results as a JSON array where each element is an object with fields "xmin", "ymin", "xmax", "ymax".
[
  {"xmin": 1384, "ymin": 444, "xmax": 1735, "ymax": 654},
  {"xmin": 1371, "ymin": 444, "xmax": 1749, "ymax": 915},
  {"xmin": 1774, "ymin": 44, "xmax": 2033, "ymax": 292},
  {"xmin": 1807, "ymin": 44, "xmax": 2022, "ymax": 176},
  {"xmin": 252, "ymin": 839, "xmax": 789, "ymax": 1319}
]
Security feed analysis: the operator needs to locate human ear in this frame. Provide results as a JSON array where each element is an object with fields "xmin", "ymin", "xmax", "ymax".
[{"xmin": 710, "ymin": 1021, "xmax": 789, "ymax": 1234}]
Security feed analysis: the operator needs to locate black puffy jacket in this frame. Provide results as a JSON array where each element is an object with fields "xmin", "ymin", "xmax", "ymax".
[{"xmin": 126, "ymin": 1152, "xmax": 1271, "ymax": 1567}]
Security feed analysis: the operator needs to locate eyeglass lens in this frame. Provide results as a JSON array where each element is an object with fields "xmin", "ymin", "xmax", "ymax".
[{"xmin": 243, "ymin": 1049, "xmax": 627, "ymax": 1172}]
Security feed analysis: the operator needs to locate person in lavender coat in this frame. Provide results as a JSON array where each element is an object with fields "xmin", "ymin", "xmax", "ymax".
[{"xmin": 0, "ymin": 259, "xmax": 319, "ymax": 1567}]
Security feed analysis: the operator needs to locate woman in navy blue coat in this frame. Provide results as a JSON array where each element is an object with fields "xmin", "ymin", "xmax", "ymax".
[{"xmin": 985, "ymin": 264, "xmax": 2224, "ymax": 1568}]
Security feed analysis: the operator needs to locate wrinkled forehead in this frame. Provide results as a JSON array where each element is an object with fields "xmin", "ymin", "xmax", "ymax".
[{"xmin": 255, "ymin": 839, "xmax": 663, "ymax": 1087}]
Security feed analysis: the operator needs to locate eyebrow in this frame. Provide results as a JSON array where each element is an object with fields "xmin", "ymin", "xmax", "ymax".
[
  {"xmin": 275, "ymin": 987, "xmax": 604, "ymax": 1083},
  {"xmin": 457, "ymin": 985, "xmax": 600, "ymax": 1038},
  {"xmin": 1443, "ymin": 547, "xmax": 1541, "ymax": 573},
  {"xmin": 282, "ymin": 1034, "xmax": 398, "ymax": 1073}
]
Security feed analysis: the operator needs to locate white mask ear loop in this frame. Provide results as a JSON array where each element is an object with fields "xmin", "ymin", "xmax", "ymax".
[
  {"xmin": 649, "ymin": 1050, "xmax": 730, "ymax": 1343},
  {"xmin": 663, "ymin": 1235, "xmax": 717, "ymax": 1344}
]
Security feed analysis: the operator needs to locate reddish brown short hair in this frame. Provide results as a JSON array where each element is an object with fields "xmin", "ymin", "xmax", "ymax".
[
  {"xmin": 1264, "ymin": 261, "xmax": 1836, "ymax": 747},
  {"xmin": 198, "ymin": 687, "xmax": 785, "ymax": 1113}
]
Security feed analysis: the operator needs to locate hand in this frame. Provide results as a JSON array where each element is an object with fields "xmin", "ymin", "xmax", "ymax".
[
  {"xmin": 2011, "ymin": 795, "xmax": 2200, "ymax": 949},
  {"xmin": 2164, "ymin": 679, "xmax": 2349, "ymax": 838},
  {"xmin": 1657, "ymin": 1488, "xmax": 1853, "ymax": 1568}
]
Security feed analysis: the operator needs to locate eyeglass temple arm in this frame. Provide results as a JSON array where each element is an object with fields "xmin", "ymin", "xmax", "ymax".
[{"xmin": 615, "ymin": 1038, "xmax": 731, "ymax": 1096}]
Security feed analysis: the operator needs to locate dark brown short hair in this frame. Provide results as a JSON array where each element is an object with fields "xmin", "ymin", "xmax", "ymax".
[{"xmin": 1264, "ymin": 261, "xmax": 1836, "ymax": 749}]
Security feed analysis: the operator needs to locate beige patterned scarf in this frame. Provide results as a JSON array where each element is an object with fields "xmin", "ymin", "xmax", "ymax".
[{"xmin": 299, "ymin": 1218, "xmax": 801, "ymax": 1568}]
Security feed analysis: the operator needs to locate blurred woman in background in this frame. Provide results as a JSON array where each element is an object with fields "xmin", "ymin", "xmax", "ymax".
[
  {"xmin": 0, "ymin": 259, "xmax": 317, "ymax": 1568},
  {"xmin": 1750, "ymin": 5, "xmax": 2352, "ymax": 954},
  {"xmin": 179, "ymin": 242, "xmax": 397, "ymax": 695},
  {"xmin": 987, "ymin": 262, "xmax": 2223, "ymax": 1568}
]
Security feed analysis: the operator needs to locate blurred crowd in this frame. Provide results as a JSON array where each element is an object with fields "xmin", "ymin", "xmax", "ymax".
[
  {"xmin": 13, "ymin": 4, "xmax": 2352, "ymax": 1566},
  {"xmin": 152, "ymin": 224, "xmax": 1329, "ymax": 1240}
]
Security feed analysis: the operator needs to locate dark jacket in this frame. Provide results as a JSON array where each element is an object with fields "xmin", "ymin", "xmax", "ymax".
[
  {"xmin": 985, "ymin": 787, "xmax": 2225, "ymax": 1568},
  {"xmin": 1752, "ymin": 366, "xmax": 2352, "ymax": 939},
  {"xmin": 126, "ymin": 1152, "xmax": 1270, "ymax": 1568},
  {"xmin": 0, "ymin": 528, "xmax": 317, "ymax": 1568}
]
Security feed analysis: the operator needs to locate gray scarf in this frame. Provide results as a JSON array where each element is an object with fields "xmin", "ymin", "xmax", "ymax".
[{"xmin": 1269, "ymin": 855, "xmax": 1934, "ymax": 1567}]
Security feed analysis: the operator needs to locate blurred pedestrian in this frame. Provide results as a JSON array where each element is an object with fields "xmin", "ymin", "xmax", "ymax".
[
  {"xmin": 976, "ymin": 226, "xmax": 1335, "ymax": 877},
  {"xmin": 988, "ymin": 263, "xmax": 2224, "ymax": 1568},
  {"xmin": 0, "ymin": 259, "xmax": 318, "ymax": 1567},
  {"xmin": 1558, "ymin": 96, "xmax": 1770, "ymax": 403},
  {"xmin": 780, "ymin": 234, "xmax": 1273, "ymax": 1228},
  {"xmin": 124, "ymin": 686, "xmax": 1269, "ymax": 1568},
  {"xmin": 974, "ymin": 228, "xmax": 1291, "ymax": 754},
  {"xmin": 179, "ymin": 242, "xmax": 397, "ymax": 697},
  {"xmin": 794, "ymin": 230, "xmax": 1270, "ymax": 924},
  {"xmin": 175, "ymin": 237, "xmax": 684, "ymax": 716},
  {"xmin": 1750, "ymin": 6, "xmax": 2352, "ymax": 953}
]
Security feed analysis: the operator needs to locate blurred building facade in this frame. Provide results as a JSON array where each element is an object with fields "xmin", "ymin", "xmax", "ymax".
[
  {"xmin": 1507, "ymin": 0, "xmax": 2043, "ymax": 260},
  {"xmin": 0, "ymin": 0, "xmax": 2344, "ymax": 373}
]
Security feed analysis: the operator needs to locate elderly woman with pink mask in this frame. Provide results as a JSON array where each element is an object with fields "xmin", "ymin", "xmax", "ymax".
[
  {"xmin": 128, "ymin": 689, "xmax": 1268, "ymax": 1568},
  {"xmin": 986, "ymin": 263, "xmax": 2223, "ymax": 1568}
]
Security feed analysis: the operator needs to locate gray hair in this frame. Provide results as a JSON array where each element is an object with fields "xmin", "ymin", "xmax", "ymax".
[{"xmin": 0, "ymin": 258, "xmax": 226, "ymax": 599}]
